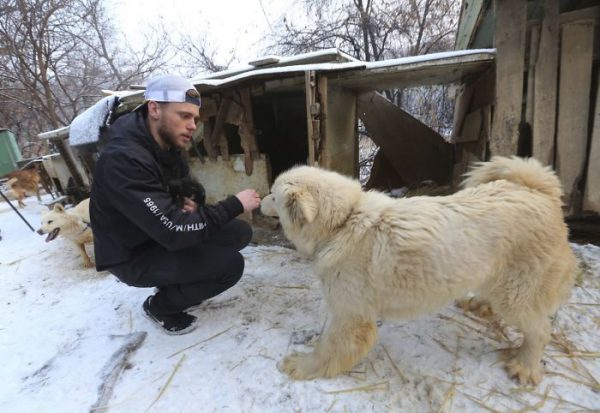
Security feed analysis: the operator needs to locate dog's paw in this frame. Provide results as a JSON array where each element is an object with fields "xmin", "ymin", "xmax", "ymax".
[
  {"xmin": 279, "ymin": 352, "xmax": 322, "ymax": 380},
  {"xmin": 505, "ymin": 358, "xmax": 542, "ymax": 386},
  {"xmin": 83, "ymin": 260, "xmax": 94, "ymax": 268},
  {"xmin": 456, "ymin": 297, "xmax": 494, "ymax": 318}
]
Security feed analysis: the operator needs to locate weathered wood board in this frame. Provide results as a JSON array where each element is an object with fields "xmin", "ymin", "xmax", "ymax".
[
  {"xmin": 490, "ymin": 0, "xmax": 526, "ymax": 156},
  {"xmin": 583, "ymin": 70, "xmax": 600, "ymax": 214},
  {"xmin": 556, "ymin": 21, "xmax": 594, "ymax": 214},
  {"xmin": 532, "ymin": 0, "xmax": 559, "ymax": 167}
]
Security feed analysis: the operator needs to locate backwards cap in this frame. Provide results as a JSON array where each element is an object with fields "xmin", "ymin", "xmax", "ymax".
[{"xmin": 143, "ymin": 74, "xmax": 201, "ymax": 107}]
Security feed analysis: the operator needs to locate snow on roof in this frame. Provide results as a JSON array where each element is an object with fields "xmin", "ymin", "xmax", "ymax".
[{"xmin": 37, "ymin": 48, "xmax": 495, "ymax": 140}]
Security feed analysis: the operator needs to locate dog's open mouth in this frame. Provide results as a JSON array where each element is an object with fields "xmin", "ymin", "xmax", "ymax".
[{"xmin": 45, "ymin": 228, "xmax": 60, "ymax": 242}]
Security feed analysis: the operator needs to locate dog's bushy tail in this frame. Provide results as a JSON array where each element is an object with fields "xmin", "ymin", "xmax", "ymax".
[{"xmin": 461, "ymin": 156, "xmax": 563, "ymax": 200}]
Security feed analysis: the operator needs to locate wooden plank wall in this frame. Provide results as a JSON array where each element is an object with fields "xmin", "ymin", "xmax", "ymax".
[{"xmin": 481, "ymin": 1, "xmax": 598, "ymax": 216}]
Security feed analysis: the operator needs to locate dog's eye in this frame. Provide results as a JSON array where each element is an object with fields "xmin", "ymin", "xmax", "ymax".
[{"xmin": 47, "ymin": 220, "xmax": 53, "ymax": 224}]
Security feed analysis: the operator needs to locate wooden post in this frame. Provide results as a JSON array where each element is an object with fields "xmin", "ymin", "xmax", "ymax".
[
  {"xmin": 238, "ymin": 87, "xmax": 259, "ymax": 176},
  {"xmin": 556, "ymin": 21, "xmax": 594, "ymax": 214},
  {"xmin": 210, "ymin": 96, "xmax": 232, "ymax": 161},
  {"xmin": 316, "ymin": 74, "xmax": 328, "ymax": 165},
  {"xmin": 490, "ymin": 0, "xmax": 526, "ymax": 156},
  {"xmin": 320, "ymin": 85, "xmax": 356, "ymax": 177},
  {"xmin": 532, "ymin": 0, "xmax": 559, "ymax": 166},
  {"xmin": 305, "ymin": 71, "xmax": 316, "ymax": 165}
]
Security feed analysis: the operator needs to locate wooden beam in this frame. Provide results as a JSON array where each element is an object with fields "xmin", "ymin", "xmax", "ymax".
[
  {"xmin": 532, "ymin": 0, "xmax": 559, "ymax": 166},
  {"xmin": 556, "ymin": 21, "xmax": 594, "ymax": 215},
  {"xmin": 358, "ymin": 92, "xmax": 453, "ymax": 186},
  {"xmin": 330, "ymin": 52, "xmax": 495, "ymax": 92},
  {"xmin": 490, "ymin": 0, "xmax": 526, "ymax": 157},
  {"xmin": 320, "ymin": 85, "xmax": 356, "ymax": 177}
]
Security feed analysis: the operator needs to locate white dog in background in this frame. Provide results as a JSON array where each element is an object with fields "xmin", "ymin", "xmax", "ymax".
[
  {"xmin": 261, "ymin": 156, "xmax": 576, "ymax": 386},
  {"xmin": 37, "ymin": 198, "xmax": 94, "ymax": 268}
]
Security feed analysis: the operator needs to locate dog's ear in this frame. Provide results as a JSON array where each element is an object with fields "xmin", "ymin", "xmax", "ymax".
[
  {"xmin": 285, "ymin": 187, "xmax": 317, "ymax": 226},
  {"xmin": 53, "ymin": 203, "xmax": 65, "ymax": 213}
]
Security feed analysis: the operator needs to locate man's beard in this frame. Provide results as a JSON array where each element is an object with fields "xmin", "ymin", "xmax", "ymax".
[{"xmin": 157, "ymin": 123, "xmax": 179, "ymax": 149}]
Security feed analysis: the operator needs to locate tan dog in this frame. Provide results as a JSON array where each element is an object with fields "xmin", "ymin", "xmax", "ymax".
[
  {"xmin": 261, "ymin": 156, "xmax": 575, "ymax": 386},
  {"xmin": 37, "ymin": 198, "xmax": 94, "ymax": 268},
  {"xmin": 4, "ymin": 168, "xmax": 41, "ymax": 208}
]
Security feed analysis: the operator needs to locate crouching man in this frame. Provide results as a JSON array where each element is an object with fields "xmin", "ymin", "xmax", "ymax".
[{"xmin": 90, "ymin": 74, "xmax": 261, "ymax": 335}]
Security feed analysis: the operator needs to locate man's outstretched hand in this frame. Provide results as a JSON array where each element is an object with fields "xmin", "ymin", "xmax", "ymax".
[
  {"xmin": 236, "ymin": 189, "xmax": 261, "ymax": 212},
  {"xmin": 181, "ymin": 197, "xmax": 198, "ymax": 213}
]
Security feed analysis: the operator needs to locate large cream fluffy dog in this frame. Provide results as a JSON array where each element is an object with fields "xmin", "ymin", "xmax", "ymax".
[
  {"xmin": 261, "ymin": 156, "xmax": 575, "ymax": 386},
  {"xmin": 37, "ymin": 198, "xmax": 94, "ymax": 268}
]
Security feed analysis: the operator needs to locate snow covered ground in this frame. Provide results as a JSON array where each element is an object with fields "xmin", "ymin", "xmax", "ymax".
[{"xmin": 1, "ymin": 194, "xmax": 600, "ymax": 413}]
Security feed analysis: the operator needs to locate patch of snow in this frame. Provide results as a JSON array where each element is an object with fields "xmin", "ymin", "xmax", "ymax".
[{"xmin": 1, "ymin": 194, "xmax": 599, "ymax": 412}]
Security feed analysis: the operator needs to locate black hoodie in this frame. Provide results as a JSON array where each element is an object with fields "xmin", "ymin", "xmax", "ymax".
[{"xmin": 90, "ymin": 110, "xmax": 243, "ymax": 271}]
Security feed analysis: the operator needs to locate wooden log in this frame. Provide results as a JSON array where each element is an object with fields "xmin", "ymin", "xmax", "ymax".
[
  {"xmin": 532, "ymin": 0, "xmax": 559, "ymax": 166},
  {"xmin": 583, "ymin": 69, "xmax": 600, "ymax": 214},
  {"xmin": 556, "ymin": 21, "xmax": 594, "ymax": 215},
  {"xmin": 490, "ymin": 0, "xmax": 526, "ymax": 156}
]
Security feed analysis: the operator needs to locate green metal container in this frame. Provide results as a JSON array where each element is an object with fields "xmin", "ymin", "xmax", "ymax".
[{"xmin": 0, "ymin": 129, "xmax": 22, "ymax": 176}]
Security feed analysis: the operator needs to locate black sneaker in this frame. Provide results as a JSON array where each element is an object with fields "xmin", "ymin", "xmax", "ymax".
[{"xmin": 142, "ymin": 296, "xmax": 198, "ymax": 335}]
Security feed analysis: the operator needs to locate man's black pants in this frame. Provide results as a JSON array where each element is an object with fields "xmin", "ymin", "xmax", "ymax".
[{"xmin": 109, "ymin": 219, "xmax": 252, "ymax": 315}]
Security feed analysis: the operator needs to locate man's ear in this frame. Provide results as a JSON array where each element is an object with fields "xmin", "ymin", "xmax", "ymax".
[
  {"xmin": 53, "ymin": 203, "xmax": 65, "ymax": 213},
  {"xmin": 147, "ymin": 100, "xmax": 161, "ymax": 120},
  {"xmin": 285, "ymin": 187, "xmax": 317, "ymax": 226}
]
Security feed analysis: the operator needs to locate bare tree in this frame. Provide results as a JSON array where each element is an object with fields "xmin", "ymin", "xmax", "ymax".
[
  {"xmin": 269, "ymin": 0, "xmax": 458, "ymax": 62},
  {"xmin": 268, "ymin": 0, "xmax": 459, "ymax": 183},
  {"xmin": 0, "ymin": 0, "xmax": 169, "ymax": 151},
  {"xmin": 165, "ymin": 29, "xmax": 234, "ymax": 75}
]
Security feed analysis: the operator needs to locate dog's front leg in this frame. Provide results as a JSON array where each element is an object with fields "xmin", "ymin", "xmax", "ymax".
[
  {"xmin": 280, "ymin": 316, "xmax": 378, "ymax": 380},
  {"xmin": 76, "ymin": 243, "xmax": 94, "ymax": 268}
]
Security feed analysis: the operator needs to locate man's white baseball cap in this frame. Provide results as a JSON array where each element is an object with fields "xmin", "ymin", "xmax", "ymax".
[{"xmin": 142, "ymin": 74, "xmax": 201, "ymax": 107}]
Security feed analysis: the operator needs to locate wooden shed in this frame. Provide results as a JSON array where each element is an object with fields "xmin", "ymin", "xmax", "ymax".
[
  {"xmin": 38, "ymin": 48, "xmax": 495, "ymax": 205},
  {"xmin": 453, "ymin": 0, "xmax": 600, "ymax": 217}
]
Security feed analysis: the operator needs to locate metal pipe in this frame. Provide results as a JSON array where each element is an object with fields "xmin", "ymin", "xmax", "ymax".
[{"xmin": 0, "ymin": 188, "xmax": 35, "ymax": 232}]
